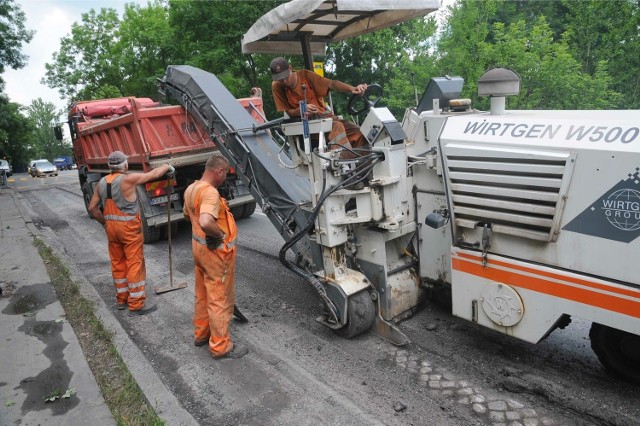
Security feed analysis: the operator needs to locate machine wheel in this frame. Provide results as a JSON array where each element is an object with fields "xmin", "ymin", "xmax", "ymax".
[
  {"xmin": 590, "ymin": 323, "xmax": 640, "ymax": 384},
  {"xmin": 139, "ymin": 204, "xmax": 161, "ymax": 244},
  {"xmin": 242, "ymin": 201, "xmax": 257, "ymax": 218},
  {"xmin": 335, "ymin": 290, "xmax": 376, "ymax": 339}
]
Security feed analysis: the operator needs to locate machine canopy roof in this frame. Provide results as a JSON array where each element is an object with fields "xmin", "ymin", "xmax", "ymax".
[{"xmin": 241, "ymin": 0, "xmax": 440, "ymax": 57}]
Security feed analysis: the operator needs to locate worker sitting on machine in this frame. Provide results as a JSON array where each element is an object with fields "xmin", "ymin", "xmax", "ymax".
[{"xmin": 270, "ymin": 57, "xmax": 369, "ymax": 160}]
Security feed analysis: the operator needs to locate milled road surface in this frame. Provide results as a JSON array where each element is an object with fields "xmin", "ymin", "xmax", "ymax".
[{"xmin": 16, "ymin": 175, "xmax": 640, "ymax": 425}]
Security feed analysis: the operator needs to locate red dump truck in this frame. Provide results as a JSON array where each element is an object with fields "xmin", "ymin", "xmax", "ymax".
[{"xmin": 64, "ymin": 96, "xmax": 261, "ymax": 243}]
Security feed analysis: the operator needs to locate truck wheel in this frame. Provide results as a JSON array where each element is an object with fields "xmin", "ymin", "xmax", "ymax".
[
  {"xmin": 160, "ymin": 221, "xmax": 179, "ymax": 240},
  {"xmin": 140, "ymin": 207, "xmax": 161, "ymax": 244},
  {"xmin": 230, "ymin": 205, "xmax": 245, "ymax": 219},
  {"xmin": 243, "ymin": 201, "xmax": 257, "ymax": 218},
  {"xmin": 335, "ymin": 290, "xmax": 376, "ymax": 339},
  {"xmin": 83, "ymin": 181, "xmax": 103, "ymax": 215},
  {"xmin": 82, "ymin": 182, "xmax": 94, "ymax": 214},
  {"xmin": 590, "ymin": 323, "xmax": 640, "ymax": 384}
]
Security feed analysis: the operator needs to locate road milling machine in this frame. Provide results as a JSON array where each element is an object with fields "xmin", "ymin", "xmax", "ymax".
[{"xmin": 159, "ymin": 65, "xmax": 640, "ymax": 383}]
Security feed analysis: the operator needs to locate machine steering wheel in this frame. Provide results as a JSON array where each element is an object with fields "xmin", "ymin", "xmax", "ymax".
[{"xmin": 347, "ymin": 83, "xmax": 383, "ymax": 116}]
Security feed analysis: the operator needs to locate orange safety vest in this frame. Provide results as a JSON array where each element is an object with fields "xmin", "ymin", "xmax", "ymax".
[
  {"xmin": 185, "ymin": 180, "xmax": 237, "ymax": 254},
  {"xmin": 101, "ymin": 173, "xmax": 139, "ymax": 221}
]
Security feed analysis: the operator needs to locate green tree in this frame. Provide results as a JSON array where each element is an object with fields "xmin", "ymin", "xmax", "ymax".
[
  {"xmin": 44, "ymin": 1, "xmax": 281, "ymax": 105},
  {"xmin": 26, "ymin": 98, "xmax": 66, "ymax": 161},
  {"xmin": 168, "ymin": 0, "xmax": 284, "ymax": 113},
  {"xmin": 561, "ymin": 0, "xmax": 640, "ymax": 108},
  {"xmin": 44, "ymin": 2, "xmax": 177, "ymax": 103},
  {"xmin": 435, "ymin": 0, "xmax": 497, "ymax": 101},
  {"xmin": 0, "ymin": 94, "xmax": 34, "ymax": 170},
  {"xmin": 41, "ymin": 0, "xmax": 638, "ymax": 117},
  {"xmin": 439, "ymin": 0, "xmax": 637, "ymax": 109},
  {"xmin": 326, "ymin": 17, "xmax": 438, "ymax": 118},
  {"xmin": 0, "ymin": 0, "xmax": 34, "ymax": 84},
  {"xmin": 43, "ymin": 7, "xmax": 123, "ymax": 102},
  {"xmin": 434, "ymin": 0, "xmax": 621, "ymax": 110},
  {"xmin": 0, "ymin": 0, "xmax": 35, "ymax": 170},
  {"xmin": 488, "ymin": 18, "xmax": 620, "ymax": 109},
  {"xmin": 114, "ymin": 1, "xmax": 175, "ymax": 98}
]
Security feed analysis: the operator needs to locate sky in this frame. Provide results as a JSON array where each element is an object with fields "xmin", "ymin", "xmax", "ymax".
[{"xmin": 3, "ymin": 0, "xmax": 135, "ymax": 118}]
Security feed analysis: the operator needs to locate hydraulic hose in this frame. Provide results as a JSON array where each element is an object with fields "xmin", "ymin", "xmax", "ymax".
[
  {"xmin": 278, "ymin": 152, "xmax": 383, "ymax": 324},
  {"xmin": 278, "ymin": 168, "xmax": 341, "ymax": 322}
]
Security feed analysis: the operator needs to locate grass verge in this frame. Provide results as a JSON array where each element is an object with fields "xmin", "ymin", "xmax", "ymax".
[{"xmin": 35, "ymin": 238, "xmax": 165, "ymax": 426}]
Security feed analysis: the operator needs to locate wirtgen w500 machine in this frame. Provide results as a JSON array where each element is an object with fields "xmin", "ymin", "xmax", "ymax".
[{"xmin": 158, "ymin": 63, "xmax": 639, "ymax": 384}]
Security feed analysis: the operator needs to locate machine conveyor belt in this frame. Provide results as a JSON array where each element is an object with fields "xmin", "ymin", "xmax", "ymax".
[{"xmin": 161, "ymin": 65, "xmax": 316, "ymax": 261}]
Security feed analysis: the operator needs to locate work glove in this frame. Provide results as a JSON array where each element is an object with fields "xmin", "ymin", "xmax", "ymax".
[
  {"xmin": 205, "ymin": 235, "xmax": 224, "ymax": 250},
  {"xmin": 165, "ymin": 163, "xmax": 175, "ymax": 178}
]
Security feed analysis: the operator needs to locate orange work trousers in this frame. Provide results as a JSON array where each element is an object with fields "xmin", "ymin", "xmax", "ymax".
[
  {"xmin": 327, "ymin": 117, "xmax": 368, "ymax": 159},
  {"xmin": 105, "ymin": 218, "xmax": 147, "ymax": 310},
  {"xmin": 192, "ymin": 241, "xmax": 236, "ymax": 357}
]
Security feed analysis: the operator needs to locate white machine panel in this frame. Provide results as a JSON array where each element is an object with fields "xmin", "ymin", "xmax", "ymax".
[{"xmin": 440, "ymin": 111, "xmax": 640, "ymax": 286}]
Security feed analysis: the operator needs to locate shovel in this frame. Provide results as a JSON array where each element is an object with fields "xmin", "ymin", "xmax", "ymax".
[
  {"xmin": 233, "ymin": 304, "xmax": 249, "ymax": 323},
  {"xmin": 156, "ymin": 176, "xmax": 188, "ymax": 294}
]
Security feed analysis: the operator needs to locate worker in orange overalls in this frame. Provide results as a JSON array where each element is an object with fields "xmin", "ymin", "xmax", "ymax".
[
  {"xmin": 88, "ymin": 150, "xmax": 174, "ymax": 316},
  {"xmin": 270, "ymin": 56, "xmax": 369, "ymax": 159},
  {"xmin": 183, "ymin": 154, "xmax": 248, "ymax": 359}
]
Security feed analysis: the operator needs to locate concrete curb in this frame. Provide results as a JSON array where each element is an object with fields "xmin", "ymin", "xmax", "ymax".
[{"xmin": 12, "ymin": 190, "xmax": 198, "ymax": 426}]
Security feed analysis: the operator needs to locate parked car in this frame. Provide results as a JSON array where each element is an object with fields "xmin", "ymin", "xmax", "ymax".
[
  {"xmin": 30, "ymin": 160, "xmax": 58, "ymax": 178},
  {"xmin": 0, "ymin": 159, "xmax": 12, "ymax": 177}
]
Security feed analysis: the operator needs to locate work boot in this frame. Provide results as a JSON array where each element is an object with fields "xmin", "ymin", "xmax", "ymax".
[
  {"xmin": 194, "ymin": 337, "xmax": 209, "ymax": 347},
  {"xmin": 128, "ymin": 303, "xmax": 158, "ymax": 317},
  {"xmin": 213, "ymin": 343, "xmax": 249, "ymax": 360}
]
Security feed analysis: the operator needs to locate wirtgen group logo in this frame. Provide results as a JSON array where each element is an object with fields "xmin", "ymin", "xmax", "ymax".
[
  {"xmin": 564, "ymin": 168, "xmax": 640, "ymax": 243},
  {"xmin": 602, "ymin": 188, "xmax": 640, "ymax": 231}
]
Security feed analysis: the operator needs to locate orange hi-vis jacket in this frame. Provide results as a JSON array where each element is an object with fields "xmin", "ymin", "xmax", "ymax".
[
  {"xmin": 98, "ymin": 172, "xmax": 147, "ymax": 310},
  {"xmin": 184, "ymin": 180, "xmax": 238, "ymax": 356}
]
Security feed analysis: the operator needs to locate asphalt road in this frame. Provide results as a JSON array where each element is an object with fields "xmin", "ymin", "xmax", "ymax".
[{"xmin": 15, "ymin": 171, "xmax": 640, "ymax": 425}]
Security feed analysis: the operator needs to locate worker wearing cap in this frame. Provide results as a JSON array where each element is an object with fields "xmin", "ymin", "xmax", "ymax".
[
  {"xmin": 270, "ymin": 56, "xmax": 369, "ymax": 158},
  {"xmin": 88, "ymin": 150, "xmax": 175, "ymax": 316},
  {"xmin": 183, "ymin": 154, "xmax": 248, "ymax": 359}
]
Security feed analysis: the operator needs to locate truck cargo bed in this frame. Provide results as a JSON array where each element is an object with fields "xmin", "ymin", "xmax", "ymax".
[{"xmin": 72, "ymin": 98, "xmax": 217, "ymax": 172}]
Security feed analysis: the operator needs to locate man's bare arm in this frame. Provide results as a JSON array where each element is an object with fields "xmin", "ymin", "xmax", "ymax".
[
  {"xmin": 123, "ymin": 163, "xmax": 173, "ymax": 187},
  {"xmin": 88, "ymin": 187, "xmax": 106, "ymax": 225},
  {"xmin": 328, "ymin": 79, "xmax": 367, "ymax": 95},
  {"xmin": 199, "ymin": 213, "xmax": 225, "ymax": 239}
]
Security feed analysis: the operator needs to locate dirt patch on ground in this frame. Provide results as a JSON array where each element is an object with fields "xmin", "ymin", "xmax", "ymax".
[{"xmin": 35, "ymin": 238, "xmax": 164, "ymax": 426}]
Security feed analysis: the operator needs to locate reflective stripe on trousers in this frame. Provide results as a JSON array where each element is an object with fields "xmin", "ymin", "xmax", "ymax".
[
  {"xmin": 104, "ymin": 215, "xmax": 137, "ymax": 222},
  {"xmin": 192, "ymin": 233, "xmax": 237, "ymax": 249}
]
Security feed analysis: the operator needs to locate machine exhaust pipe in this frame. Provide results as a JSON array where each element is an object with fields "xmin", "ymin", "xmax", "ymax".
[{"xmin": 477, "ymin": 68, "xmax": 521, "ymax": 115}]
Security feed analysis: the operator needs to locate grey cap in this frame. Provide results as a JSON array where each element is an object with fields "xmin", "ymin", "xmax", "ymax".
[
  {"xmin": 108, "ymin": 151, "xmax": 127, "ymax": 165},
  {"xmin": 270, "ymin": 57, "xmax": 290, "ymax": 81}
]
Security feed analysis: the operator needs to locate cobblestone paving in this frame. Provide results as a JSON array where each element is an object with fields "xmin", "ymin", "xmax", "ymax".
[{"xmin": 390, "ymin": 348, "xmax": 556, "ymax": 425}]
